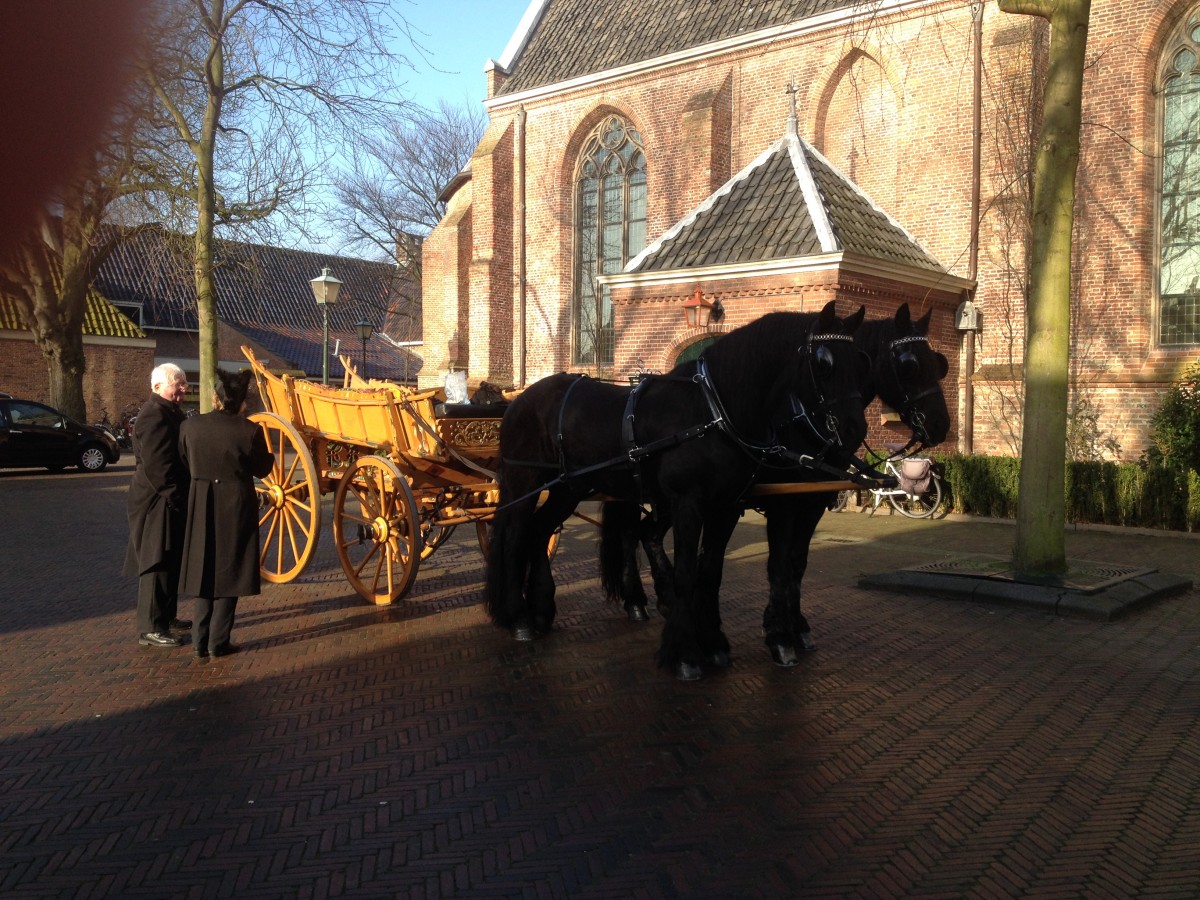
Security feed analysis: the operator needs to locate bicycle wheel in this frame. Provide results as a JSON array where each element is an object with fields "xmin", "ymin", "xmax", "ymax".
[
  {"xmin": 830, "ymin": 490, "xmax": 851, "ymax": 512},
  {"xmin": 887, "ymin": 473, "xmax": 943, "ymax": 519}
]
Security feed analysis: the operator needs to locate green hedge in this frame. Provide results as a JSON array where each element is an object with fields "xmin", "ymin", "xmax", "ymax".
[{"xmin": 934, "ymin": 454, "xmax": 1200, "ymax": 533}]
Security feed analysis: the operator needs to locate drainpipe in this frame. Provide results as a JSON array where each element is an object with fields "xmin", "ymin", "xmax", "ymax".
[
  {"xmin": 960, "ymin": 0, "xmax": 984, "ymax": 455},
  {"xmin": 516, "ymin": 105, "xmax": 528, "ymax": 387}
]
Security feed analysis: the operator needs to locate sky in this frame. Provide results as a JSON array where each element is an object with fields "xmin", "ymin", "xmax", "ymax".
[{"xmin": 395, "ymin": 0, "xmax": 533, "ymax": 112}]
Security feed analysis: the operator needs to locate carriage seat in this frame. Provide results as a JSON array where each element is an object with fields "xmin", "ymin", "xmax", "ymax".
[{"xmin": 434, "ymin": 402, "xmax": 507, "ymax": 419}]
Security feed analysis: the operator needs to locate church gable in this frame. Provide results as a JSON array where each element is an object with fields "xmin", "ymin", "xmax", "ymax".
[{"xmin": 498, "ymin": 0, "xmax": 861, "ymax": 96}]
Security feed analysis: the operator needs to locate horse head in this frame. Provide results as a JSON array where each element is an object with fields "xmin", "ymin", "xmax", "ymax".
[
  {"xmin": 868, "ymin": 303, "xmax": 951, "ymax": 448},
  {"xmin": 790, "ymin": 300, "xmax": 870, "ymax": 467}
]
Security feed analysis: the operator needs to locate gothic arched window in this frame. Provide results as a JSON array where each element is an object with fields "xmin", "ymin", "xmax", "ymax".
[
  {"xmin": 1159, "ymin": 14, "xmax": 1200, "ymax": 345},
  {"xmin": 573, "ymin": 115, "xmax": 647, "ymax": 366}
]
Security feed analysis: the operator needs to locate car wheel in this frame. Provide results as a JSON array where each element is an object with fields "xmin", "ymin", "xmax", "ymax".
[{"xmin": 78, "ymin": 445, "xmax": 108, "ymax": 472}]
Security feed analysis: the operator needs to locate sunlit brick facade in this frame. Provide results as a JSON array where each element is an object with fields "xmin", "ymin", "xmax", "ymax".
[{"xmin": 423, "ymin": 0, "xmax": 1200, "ymax": 460}]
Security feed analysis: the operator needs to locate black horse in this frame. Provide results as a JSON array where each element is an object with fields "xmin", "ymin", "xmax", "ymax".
[
  {"xmin": 485, "ymin": 302, "xmax": 869, "ymax": 680},
  {"xmin": 756, "ymin": 303, "xmax": 950, "ymax": 664},
  {"xmin": 599, "ymin": 303, "xmax": 951, "ymax": 666}
]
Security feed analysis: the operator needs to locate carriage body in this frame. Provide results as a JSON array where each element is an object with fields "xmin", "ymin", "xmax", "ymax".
[{"xmin": 243, "ymin": 346, "xmax": 506, "ymax": 605}]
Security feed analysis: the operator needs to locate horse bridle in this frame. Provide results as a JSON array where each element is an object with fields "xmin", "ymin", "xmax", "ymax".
[
  {"xmin": 886, "ymin": 334, "xmax": 941, "ymax": 450},
  {"xmin": 687, "ymin": 328, "xmax": 860, "ymax": 471}
]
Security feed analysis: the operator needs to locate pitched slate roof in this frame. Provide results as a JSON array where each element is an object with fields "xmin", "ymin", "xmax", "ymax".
[
  {"xmin": 626, "ymin": 121, "xmax": 948, "ymax": 276},
  {"xmin": 497, "ymin": 0, "xmax": 859, "ymax": 96},
  {"xmin": 92, "ymin": 226, "xmax": 421, "ymax": 382}
]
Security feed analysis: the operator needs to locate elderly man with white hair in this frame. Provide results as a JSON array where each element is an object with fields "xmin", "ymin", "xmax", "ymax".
[{"xmin": 124, "ymin": 362, "xmax": 192, "ymax": 648}]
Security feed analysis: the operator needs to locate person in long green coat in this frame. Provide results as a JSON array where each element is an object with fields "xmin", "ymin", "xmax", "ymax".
[{"xmin": 178, "ymin": 369, "xmax": 274, "ymax": 659}]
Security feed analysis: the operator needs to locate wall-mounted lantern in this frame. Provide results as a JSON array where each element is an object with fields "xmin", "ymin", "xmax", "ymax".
[{"xmin": 681, "ymin": 286, "xmax": 724, "ymax": 329}]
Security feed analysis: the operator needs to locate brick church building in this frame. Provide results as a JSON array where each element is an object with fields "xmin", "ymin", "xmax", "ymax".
[{"xmin": 422, "ymin": 0, "xmax": 1200, "ymax": 460}]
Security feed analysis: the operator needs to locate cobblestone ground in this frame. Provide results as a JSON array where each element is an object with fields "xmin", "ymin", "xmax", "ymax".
[{"xmin": 2, "ymin": 461, "xmax": 1199, "ymax": 898}]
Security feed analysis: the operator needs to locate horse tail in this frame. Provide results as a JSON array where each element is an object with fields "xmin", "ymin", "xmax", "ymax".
[
  {"xmin": 484, "ymin": 483, "xmax": 517, "ymax": 628},
  {"xmin": 599, "ymin": 500, "xmax": 650, "ymax": 612},
  {"xmin": 598, "ymin": 500, "xmax": 630, "ymax": 603}
]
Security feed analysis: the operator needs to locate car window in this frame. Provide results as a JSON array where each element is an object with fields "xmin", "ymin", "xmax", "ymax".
[{"xmin": 9, "ymin": 401, "xmax": 62, "ymax": 428}]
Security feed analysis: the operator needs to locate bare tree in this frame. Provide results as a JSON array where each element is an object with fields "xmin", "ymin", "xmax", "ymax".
[
  {"xmin": 138, "ymin": 0, "xmax": 411, "ymax": 409},
  {"xmin": 332, "ymin": 100, "xmax": 485, "ymax": 275}
]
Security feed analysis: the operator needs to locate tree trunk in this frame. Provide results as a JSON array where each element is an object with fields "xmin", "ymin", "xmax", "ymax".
[
  {"xmin": 999, "ymin": 0, "xmax": 1092, "ymax": 579},
  {"xmin": 193, "ymin": 19, "xmax": 225, "ymax": 414}
]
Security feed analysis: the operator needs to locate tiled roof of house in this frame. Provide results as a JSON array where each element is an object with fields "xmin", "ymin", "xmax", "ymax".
[
  {"xmin": 497, "ymin": 0, "xmax": 859, "ymax": 96},
  {"xmin": 0, "ymin": 243, "xmax": 147, "ymax": 339},
  {"xmin": 627, "ymin": 123, "xmax": 948, "ymax": 276},
  {"xmin": 92, "ymin": 226, "xmax": 422, "ymax": 382}
]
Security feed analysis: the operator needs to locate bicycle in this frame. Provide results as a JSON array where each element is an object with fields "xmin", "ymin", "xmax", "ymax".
[{"xmin": 832, "ymin": 448, "xmax": 945, "ymax": 519}]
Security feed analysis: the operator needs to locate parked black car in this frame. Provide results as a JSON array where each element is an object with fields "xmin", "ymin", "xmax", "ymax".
[{"xmin": 0, "ymin": 397, "xmax": 122, "ymax": 472}]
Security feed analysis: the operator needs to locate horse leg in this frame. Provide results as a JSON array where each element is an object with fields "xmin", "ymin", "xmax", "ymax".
[
  {"xmin": 599, "ymin": 500, "xmax": 651, "ymax": 622},
  {"xmin": 640, "ymin": 509, "xmax": 676, "ymax": 614},
  {"xmin": 484, "ymin": 492, "xmax": 537, "ymax": 633},
  {"xmin": 513, "ymin": 489, "xmax": 578, "ymax": 640},
  {"xmin": 656, "ymin": 499, "xmax": 707, "ymax": 680},
  {"xmin": 693, "ymin": 507, "xmax": 740, "ymax": 668},
  {"xmin": 762, "ymin": 495, "xmax": 824, "ymax": 666}
]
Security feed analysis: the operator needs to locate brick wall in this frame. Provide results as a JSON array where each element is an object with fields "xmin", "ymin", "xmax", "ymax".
[
  {"xmin": 0, "ymin": 331, "xmax": 155, "ymax": 422},
  {"xmin": 424, "ymin": 0, "xmax": 1200, "ymax": 458}
]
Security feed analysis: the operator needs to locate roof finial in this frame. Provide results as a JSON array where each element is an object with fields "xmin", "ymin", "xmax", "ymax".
[{"xmin": 785, "ymin": 77, "xmax": 799, "ymax": 138}]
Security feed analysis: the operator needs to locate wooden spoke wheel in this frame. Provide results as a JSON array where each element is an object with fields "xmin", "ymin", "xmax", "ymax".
[
  {"xmin": 475, "ymin": 520, "xmax": 561, "ymax": 561},
  {"xmin": 420, "ymin": 521, "xmax": 455, "ymax": 560},
  {"xmin": 251, "ymin": 412, "xmax": 320, "ymax": 584},
  {"xmin": 333, "ymin": 455, "xmax": 421, "ymax": 605}
]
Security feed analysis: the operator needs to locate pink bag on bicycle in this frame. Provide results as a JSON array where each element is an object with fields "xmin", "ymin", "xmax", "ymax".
[{"xmin": 898, "ymin": 458, "xmax": 932, "ymax": 495}]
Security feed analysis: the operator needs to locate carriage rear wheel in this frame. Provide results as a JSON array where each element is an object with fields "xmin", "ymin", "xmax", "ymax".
[
  {"xmin": 251, "ymin": 412, "xmax": 321, "ymax": 583},
  {"xmin": 420, "ymin": 522, "xmax": 455, "ymax": 560},
  {"xmin": 333, "ymin": 455, "xmax": 421, "ymax": 604}
]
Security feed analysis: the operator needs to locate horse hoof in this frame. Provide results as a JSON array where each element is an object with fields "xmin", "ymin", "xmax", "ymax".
[
  {"xmin": 627, "ymin": 605, "xmax": 649, "ymax": 623},
  {"xmin": 800, "ymin": 632, "xmax": 817, "ymax": 651},
  {"xmin": 708, "ymin": 650, "xmax": 731, "ymax": 668},
  {"xmin": 675, "ymin": 661, "xmax": 703, "ymax": 681},
  {"xmin": 513, "ymin": 625, "xmax": 535, "ymax": 642},
  {"xmin": 771, "ymin": 644, "xmax": 800, "ymax": 667}
]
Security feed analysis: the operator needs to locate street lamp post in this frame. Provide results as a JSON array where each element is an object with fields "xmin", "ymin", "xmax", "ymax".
[
  {"xmin": 309, "ymin": 267, "xmax": 343, "ymax": 385},
  {"xmin": 355, "ymin": 319, "xmax": 373, "ymax": 379}
]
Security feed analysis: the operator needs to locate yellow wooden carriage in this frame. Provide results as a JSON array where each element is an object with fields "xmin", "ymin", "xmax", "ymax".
[{"xmin": 243, "ymin": 347, "xmax": 516, "ymax": 605}]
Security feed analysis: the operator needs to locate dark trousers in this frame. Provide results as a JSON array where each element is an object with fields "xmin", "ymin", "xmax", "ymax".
[
  {"xmin": 193, "ymin": 597, "xmax": 238, "ymax": 652},
  {"xmin": 136, "ymin": 564, "xmax": 179, "ymax": 635}
]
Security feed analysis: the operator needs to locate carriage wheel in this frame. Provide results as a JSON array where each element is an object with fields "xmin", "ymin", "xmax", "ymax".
[
  {"xmin": 251, "ymin": 412, "xmax": 320, "ymax": 583},
  {"xmin": 475, "ymin": 520, "xmax": 561, "ymax": 561},
  {"xmin": 420, "ymin": 522, "xmax": 455, "ymax": 560},
  {"xmin": 333, "ymin": 455, "xmax": 421, "ymax": 604}
]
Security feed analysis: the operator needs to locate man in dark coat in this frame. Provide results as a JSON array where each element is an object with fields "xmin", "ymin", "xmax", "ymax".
[
  {"xmin": 124, "ymin": 362, "xmax": 191, "ymax": 648},
  {"xmin": 178, "ymin": 369, "xmax": 274, "ymax": 659}
]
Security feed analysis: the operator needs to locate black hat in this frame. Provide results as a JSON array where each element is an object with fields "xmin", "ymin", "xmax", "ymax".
[{"xmin": 215, "ymin": 368, "xmax": 253, "ymax": 411}]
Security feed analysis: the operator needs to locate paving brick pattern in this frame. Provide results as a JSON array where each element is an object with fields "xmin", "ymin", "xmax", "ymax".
[{"xmin": 2, "ymin": 461, "xmax": 1199, "ymax": 898}]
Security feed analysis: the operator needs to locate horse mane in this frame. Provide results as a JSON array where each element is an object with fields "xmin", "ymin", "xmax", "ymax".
[{"xmin": 687, "ymin": 311, "xmax": 820, "ymax": 438}]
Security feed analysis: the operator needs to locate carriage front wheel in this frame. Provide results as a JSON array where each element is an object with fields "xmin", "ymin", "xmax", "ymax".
[
  {"xmin": 333, "ymin": 455, "xmax": 421, "ymax": 604},
  {"xmin": 251, "ymin": 412, "xmax": 321, "ymax": 584}
]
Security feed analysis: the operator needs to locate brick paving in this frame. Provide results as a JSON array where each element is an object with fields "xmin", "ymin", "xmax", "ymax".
[{"xmin": 2, "ymin": 460, "xmax": 1199, "ymax": 898}]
